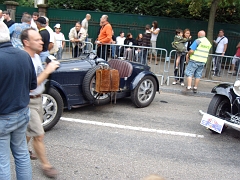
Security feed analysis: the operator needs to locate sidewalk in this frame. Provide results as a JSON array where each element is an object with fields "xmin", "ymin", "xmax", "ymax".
[
  {"xmin": 148, "ymin": 61, "xmax": 236, "ymax": 98},
  {"xmin": 159, "ymin": 80, "xmax": 218, "ymax": 98}
]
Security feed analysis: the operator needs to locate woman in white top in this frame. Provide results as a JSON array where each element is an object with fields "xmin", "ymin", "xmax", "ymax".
[{"xmin": 150, "ymin": 21, "xmax": 160, "ymax": 65}]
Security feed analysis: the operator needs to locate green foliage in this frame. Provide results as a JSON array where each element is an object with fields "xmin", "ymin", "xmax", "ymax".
[{"xmin": 4, "ymin": 0, "xmax": 240, "ymax": 24}]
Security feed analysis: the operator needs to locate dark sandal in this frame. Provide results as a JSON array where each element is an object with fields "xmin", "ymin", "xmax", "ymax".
[{"xmin": 42, "ymin": 167, "xmax": 58, "ymax": 178}]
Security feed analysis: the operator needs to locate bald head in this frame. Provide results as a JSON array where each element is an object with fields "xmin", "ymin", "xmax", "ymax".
[
  {"xmin": 0, "ymin": 21, "xmax": 10, "ymax": 43},
  {"xmin": 86, "ymin": 14, "xmax": 91, "ymax": 21},
  {"xmin": 198, "ymin": 30, "xmax": 205, "ymax": 38}
]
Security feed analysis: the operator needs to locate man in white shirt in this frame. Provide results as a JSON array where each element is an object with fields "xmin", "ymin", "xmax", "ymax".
[
  {"xmin": 21, "ymin": 28, "xmax": 59, "ymax": 179},
  {"xmin": 68, "ymin": 21, "xmax": 87, "ymax": 57},
  {"xmin": 213, "ymin": 29, "xmax": 228, "ymax": 76},
  {"xmin": 81, "ymin": 14, "xmax": 91, "ymax": 36},
  {"xmin": 115, "ymin": 31, "xmax": 125, "ymax": 57},
  {"xmin": 82, "ymin": 14, "xmax": 91, "ymax": 51}
]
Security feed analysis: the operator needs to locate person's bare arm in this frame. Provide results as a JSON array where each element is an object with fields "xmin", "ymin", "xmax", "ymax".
[
  {"xmin": 236, "ymin": 42, "xmax": 240, "ymax": 48},
  {"xmin": 151, "ymin": 29, "xmax": 160, "ymax": 35},
  {"xmin": 37, "ymin": 61, "xmax": 59, "ymax": 86},
  {"xmin": 48, "ymin": 42, "xmax": 54, "ymax": 51},
  {"xmin": 222, "ymin": 43, "xmax": 228, "ymax": 55},
  {"xmin": 62, "ymin": 41, "xmax": 65, "ymax": 49}
]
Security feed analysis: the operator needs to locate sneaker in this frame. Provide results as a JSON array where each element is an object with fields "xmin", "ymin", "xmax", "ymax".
[
  {"xmin": 180, "ymin": 82, "xmax": 184, "ymax": 86},
  {"xmin": 228, "ymin": 71, "xmax": 235, "ymax": 74},
  {"xmin": 185, "ymin": 87, "xmax": 192, "ymax": 92},
  {"xmin": 233, "ymin": 72, "xmax": 238, "ymax": 76},
  {"xmin": 193, "ymin": 88, "xmax": 197, "ymax": 93},
  {"xmin": 172, "ymin": 81, "xmax": 177, "ymax": 85}
]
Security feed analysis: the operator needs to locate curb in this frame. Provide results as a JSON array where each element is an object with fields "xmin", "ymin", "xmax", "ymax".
[{"xmin": 159, "ymin": 87, "xmax": 213, "ymax": 98}]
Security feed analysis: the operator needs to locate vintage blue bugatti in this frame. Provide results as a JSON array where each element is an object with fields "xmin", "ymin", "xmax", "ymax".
[{"xmin": 42, "ymin": 53, "xmax": 159, "ymax": 131}]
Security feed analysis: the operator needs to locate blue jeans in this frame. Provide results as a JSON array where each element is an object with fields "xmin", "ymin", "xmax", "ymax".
[
  {"xmin": 185, "ymin": 60, "xmax": 205, "ymax": 78},
  {"xmin": 0, "ymin": 107, "xmax": 32, "ymax": 180},
  {"xmin": 55, "ymin": 47, "xmax": 63, "ymax": 60},
  {"xmin": 111, "ymin": 45, "xmax": 116, "ymax": 58},
  {"xmin": 39, "ymin": 51, "xmax": 50, "ymax": 63},
  {"xmin": 140, "ymin": 49, "xmax": 148, "ymax": 65}
]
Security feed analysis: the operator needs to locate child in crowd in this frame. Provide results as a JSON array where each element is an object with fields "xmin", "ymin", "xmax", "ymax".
[
  {"xmin": 171, "ymin": 29, "xmax": 191, "ymax": 69},
  {"xmin": 53, "ymin": 23, "xmax": 65, "ymax": 60}
]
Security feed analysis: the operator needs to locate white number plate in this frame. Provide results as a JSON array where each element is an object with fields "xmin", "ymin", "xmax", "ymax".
[{"xmin": 200, "ymin": 113, "xmax": 225, "ymax": 134}]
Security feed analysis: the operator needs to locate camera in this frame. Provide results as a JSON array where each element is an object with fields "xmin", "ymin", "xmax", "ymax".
[{"xmin": 45, "ymin": 55, "xmax": 60, "ymax": 70}]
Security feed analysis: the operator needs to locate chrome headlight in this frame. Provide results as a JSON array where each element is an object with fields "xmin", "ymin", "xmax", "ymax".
[{"xmin": 233, "ymin": 80, "xmax": 240, "ymax": 96}]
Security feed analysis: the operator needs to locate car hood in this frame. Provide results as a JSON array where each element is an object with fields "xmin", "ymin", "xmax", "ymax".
[{"xmin": 55, "ymin": 58, "xmax": 96, "ymax": 72}]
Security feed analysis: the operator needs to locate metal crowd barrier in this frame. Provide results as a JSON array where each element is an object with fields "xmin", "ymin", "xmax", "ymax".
[
  {"xmin": 95, "ymin": 43, "xmax": 168, "ymax": 85},
  {"xmin": 57, "ymin": 40, "xmax": 94, "ymax": 59},
  {"xmin": 58, "ymin": 40, "xmax": 240, "ymax": 87},
  {"xmin": 166, "ymin": 50, "xmax": 240, "ymax": 85}
]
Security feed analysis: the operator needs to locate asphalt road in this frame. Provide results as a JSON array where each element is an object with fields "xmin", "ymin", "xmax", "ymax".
[{"xmin": 12, "ymin": 92, "xmax": 240, "ymax": 180}]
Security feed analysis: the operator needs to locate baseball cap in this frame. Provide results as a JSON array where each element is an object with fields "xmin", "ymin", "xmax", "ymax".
[
  {"xmin": 54, "ymin": 23, "xmax": 61, "ymax": 28},
  {"xmin": 36, "ymin": 17, "xmax": 46, "ymax": 25}
]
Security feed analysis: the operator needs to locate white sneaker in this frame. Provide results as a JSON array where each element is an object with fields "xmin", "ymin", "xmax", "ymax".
[
  {"xmin": 172, "ymin": 81, "xmax": 177, "ymax": 85},
  {"xmin": 180, "ymin": 83, "xmax": 184, "ymax": 86}
]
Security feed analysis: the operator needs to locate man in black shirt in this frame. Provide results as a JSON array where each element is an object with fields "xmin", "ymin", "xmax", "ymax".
[
  {"xmin": 35, "ymin": 17, "xmax": 50, "ymax": 63},
  {"xmin": 3, "ymin": 11, "xmax": 15, "ymax": 28}
]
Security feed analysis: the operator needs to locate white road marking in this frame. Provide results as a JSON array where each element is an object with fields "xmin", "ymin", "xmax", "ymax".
[{"xmin": 60, "ymin": 117, "xmax": 204, "ymax": 138}]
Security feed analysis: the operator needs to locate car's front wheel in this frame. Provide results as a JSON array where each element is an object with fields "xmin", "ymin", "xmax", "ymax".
[
  {"xmin": 207, "ymin": 94, "xmax": 230, "ymax": 133},
  {"xmin": 131, "ymin": 76, "xmax": 157, "ymax": 108},
  {"xmin": 42, "ymin": 88, "xmax": 63, "ymax": 131}
]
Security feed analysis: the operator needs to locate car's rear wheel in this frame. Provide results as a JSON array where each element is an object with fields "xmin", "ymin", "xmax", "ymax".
[
  {"xmin": 82, "ymin": 66, "xmax": 110, "ymax": 105},
  {"xmin": 42, "ymin": 88, "xmax": 63, "ymax": 131},
  {"xmin": 131, "ymin": 76, "xmax": 157, "ymax": 108}
]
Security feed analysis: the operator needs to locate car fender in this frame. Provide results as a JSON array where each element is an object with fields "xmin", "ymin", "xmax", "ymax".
[
  {"xmin": 49, "ymin": 80, "xmax": 69, "ymax": 109},
  {"xmin": 211, "ymin": 83, "xmax": 233, "ymax": 102},
  {"xmin": 130, "ymin": 71, "xmax": 159, "ymax": 91}
]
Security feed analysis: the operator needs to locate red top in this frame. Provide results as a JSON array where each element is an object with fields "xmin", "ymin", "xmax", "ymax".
[{"xmin": 236, "ymin": 47, "xmax": 240, "ymax": 57}]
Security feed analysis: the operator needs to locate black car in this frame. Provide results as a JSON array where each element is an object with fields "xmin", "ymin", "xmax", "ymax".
[{"xmin": 42, "ymin": 53, "xmax": 159, "ymax": 131}]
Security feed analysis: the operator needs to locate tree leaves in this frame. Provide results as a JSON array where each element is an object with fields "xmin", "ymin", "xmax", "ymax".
[{"xmin": 6, "ymin": 0, "xmax": 240, "ymax": 24}]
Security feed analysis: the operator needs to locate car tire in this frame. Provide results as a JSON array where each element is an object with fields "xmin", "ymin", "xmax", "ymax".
[
  {"xmin": 42, "ymin": 87, "xmax": 63, "ymax": 131},
  {"xmin": 207, "ymin": 94, "xmax": 229, "ymax": 133},
  {"xmin": 82, "ymin": 65, "xmax": 111, "ymax": 105},
  {"xmin": 131, "ymin": 75, "xmax": 157, "ymax": 108}
]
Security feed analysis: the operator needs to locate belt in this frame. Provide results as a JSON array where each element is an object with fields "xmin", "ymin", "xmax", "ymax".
[{"xmin": 30, "ymin": 94, "xmax": 42, "ymax": 99}]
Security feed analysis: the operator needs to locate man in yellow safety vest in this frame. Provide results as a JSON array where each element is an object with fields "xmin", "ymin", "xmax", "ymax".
[{"xmin": 185, "ymin": 30, "xmax": 212, "ymax": 93}]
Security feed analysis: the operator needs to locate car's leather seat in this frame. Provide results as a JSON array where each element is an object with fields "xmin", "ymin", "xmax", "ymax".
[{"xmin": 108, "ymin": 59, "xmax": 133, "ymax": 78}]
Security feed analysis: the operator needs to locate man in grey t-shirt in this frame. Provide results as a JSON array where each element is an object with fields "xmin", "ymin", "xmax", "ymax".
[{"xmin": 81, "ymin": 14, "xmax": 91, "ymax": 50}]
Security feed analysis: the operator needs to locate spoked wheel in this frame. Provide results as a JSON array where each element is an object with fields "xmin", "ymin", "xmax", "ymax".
[
  {"xmin": 131, "ymin": 76, "xmax": 157, "ymax": 108},
  {"xmin": 82, "ymin": 65, "xmax": 110, "ymax": 105},
  {"xmin": 42, "ymin": 88, "xmax": 63, "ymax": 131},
  {"xmin": 207, "ymin": 95, "xmax": 230, "ymax": 133}
]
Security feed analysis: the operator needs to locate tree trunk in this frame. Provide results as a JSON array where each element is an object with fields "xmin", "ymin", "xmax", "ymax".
[{"xmin": 205, "ymin": 0, "xmax": 221, "ymax": 78}]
